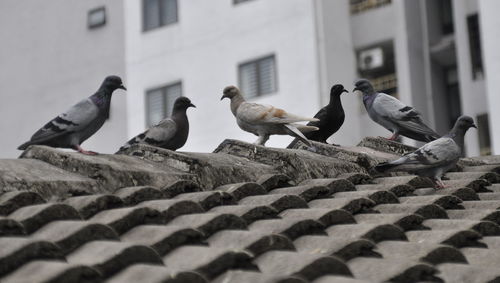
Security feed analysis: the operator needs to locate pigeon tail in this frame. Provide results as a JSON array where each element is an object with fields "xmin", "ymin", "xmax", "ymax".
[
  {"xmin": 17, "ymin": 141, "xmax": 32, "ymax": 150},
  {"xmin": 375, "ymin": 162, "xmax": 398, "ymax": 173},
  {"xmin": 284, "ymin": 124, "xmax": 314, "ymax": 148}
]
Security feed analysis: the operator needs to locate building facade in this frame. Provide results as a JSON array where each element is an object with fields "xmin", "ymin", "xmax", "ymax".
[{"xmin": 1, "ymin": 0, "xmax": 498, "ymax": 158}]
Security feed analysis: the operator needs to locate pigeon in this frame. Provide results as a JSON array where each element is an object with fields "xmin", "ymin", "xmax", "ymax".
[
  {"xmin": 221, "ymin": 86, "xmax": 319, "ymax": 147},
  {"xmin": 354, "ymin": 79, "xmax": 440, "ymax": 142},
  {"xmin": 118, "ymin": 97, "xmax": 195, "ymax": 152},
  {"xmin": 18, "ymin": 75, "xmax": 126, "ymax": 155},
  {"xmin": 375, "ymin": 115, "xmax": 477, "ymax": 188},
  {"xmin": 304, "ymin": 84, "xmax": 348, "ymax": 143}
]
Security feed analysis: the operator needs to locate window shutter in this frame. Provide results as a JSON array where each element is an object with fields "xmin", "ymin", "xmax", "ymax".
[
  {"xmin": 258, "ymin": 56, "xmax": 276, "ymax": 95},
  {"xmin": 162, "ymin": 0, "xmax": 178, "ymax": 26},
  {"xmin": 147, "ymin": 89, "xmax": 165, "ymax": 126},
  {"xmin": 165, "ymin": 83, "xmax": 182, "ymax": 117},
  {"xmin": 240, "ymin": 62, "xmax": 258, "ymax": 99}
]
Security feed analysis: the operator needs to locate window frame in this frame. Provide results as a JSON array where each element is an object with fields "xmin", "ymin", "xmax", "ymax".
[
  {"xmin": 145, "ymin": 81, "xmax": 182, "ymax": 127},
  {"xmin": 238, "ymin": 54, "xmax": 278, "ymax": 99},
  {"xmin": 142, "ymin": 0, "xmax": 179, "ymax": 32}
]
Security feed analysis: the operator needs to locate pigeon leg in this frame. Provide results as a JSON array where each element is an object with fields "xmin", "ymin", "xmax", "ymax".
[
  {"xmin": 433, "ymin": 178, "xmax": 447, "ymax": 189},
  {"xmin": 387, "ymin": 133, "xmax": 399, "ymax": 141},
  {"xmin": 254, "ymin": 135, "xmax": 269, "ymax": 146},
  {"xmin": 74, "ymin": 145, "xmax": 99, "ymax": 155}
]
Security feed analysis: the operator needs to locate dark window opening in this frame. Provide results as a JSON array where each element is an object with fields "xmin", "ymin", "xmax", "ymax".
[
  {"xmin": 238, "ymin": 55, "xmax": 277, "ymax": 99},
  {"xmin": 477, "ymin": 113, "xmax": 491, "ymax": 156},
  {"xmin": 444, "ymin": 67, "xmax": 462, "ymax": 129},
  {"xmin": 467, "ymin": 14, "xmax": 484, "ymax": 80},
  {"xmin": 439, "ymin": 0, "xmax": 454, "ymax": 35},
  {"xmin": 145, "ymin": 82, "xmax": 182, "ymax": 126},
  {"xmin": 88, "ymin": 7, "xmax": 106, "ymax": 29},
  {"xmin": 357, "ymin": 41, "xmax": 397, "ymax": 97},
  {"xmin": 143, "ymin": 0, "xmax": 178, "ymax": 32}
]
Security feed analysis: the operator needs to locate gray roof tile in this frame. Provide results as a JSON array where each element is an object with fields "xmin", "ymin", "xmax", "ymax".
[
  {"xmin": 162, "ymin": 245, "xmax": 256, "ymax": 279},
  {"xmin": 375, "ymin": 241, "xmax": 467, "ymax": 264},
  {"xmin": 66, "ymin": 240, "xmax": 163, "ymax": 278},
  {"xmin": 0, "ymin": 217, "xmax": 25, "ymax": 236},
  {"xmin": 375, "ymin": 203, "xmax": 448, "ymax": 219},
  {"xmin": 215, "ymin": 182, "xmax": 267, "ymax": 201},
  {"xmin": 31, "ymin": 220, "xmax": 118, "ymax": 254},
  {"xmin": 89, "ymin": 207, "xmax": 164, "ymax": 234},
  {"xmin": 270, "ymin": 185, "xmax": 332, "ymax": 202},
  {"xmin": 354, "ymin": 213, "xmax": 426, "ymax": 231},
  {"xmin": 167, "ymin": 212, "xmax": 247, "ymax": 237},
  {"xmin": 239, "ymin": 194, "xmax": 308, "ymax": 212},
  {"xmin": 0, "ymin": 191, "xmax": 46, "ymax": 216},
  {"xmin": 173, "ymin": 191, "xmax": 235, "ymax": 210},
  {"xmin": 8, "ymin": 203, "xmax": 81, "ymax": 234},
  {"xmin": 437, "ymin": 263, "xmax": 500, "ymax": 283},
  {"xmin": 249, "ymin": 218, "xmax": 326, "ymax": 240},
  {"xmin": 294, "ymin": 235, "xmax": 379, "ymax": 261},
  {"xmin": 139, "ymin": 199, "xmax": 204, "ymax": 222},
  {"xmin": 405, "ymin": 229, "xmax": 485, "ymax": 248},
  {"xmin": 309, "ymin": 197, "xmax": 376, "ymax": 214},
  {"xmin": 120, "ymin": 225, "xmax": 203, "ymax": 255},
  {"xmin": 254, "ymin": 251, "xmax": 352, "ymax": 280},
  {"xmin": 207, "ymin": 230, "xmax": 294, "ymax": 256},
  {"xmin": 214, "ymin": 270, "xmax": 306, "ymax": 283},
  {"xmin": 209, "ymin": 204, "xmax": 278, "ymax": 224},
  {"xmin": 2, "ymin": 260, "xmax": 101, "ymax": 283},
  {"xmin": 108, "ymin": 264, "xmax": 208, "ymax": 283},
  {"xmin": 279, "ymin": 208, "xmax": 355, "ymax": 227},
  {"xmin": 326, "ymin": 223, "xmax": 407, "ymax": 243},
  {"xmin": 114, "ymin": 186, "xmax": 165, "ymax": 205},
  {"xmin": 63, "ymin": 194, "xmax": 124, "ymax": 219}
]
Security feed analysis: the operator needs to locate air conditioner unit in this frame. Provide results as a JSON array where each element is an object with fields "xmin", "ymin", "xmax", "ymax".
[{"xmin": 358, "ymin": 47, "xmax": 384, "ymax": 70}]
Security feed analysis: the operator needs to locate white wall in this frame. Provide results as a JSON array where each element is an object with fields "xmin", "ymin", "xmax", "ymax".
[
  {"xmin": 124, "ymin": 0, "xmax": 321, "ymax": 152},
  {"xmin": 453, "ymin": 0, "xmax": 486, "ymax": 156},
  {"xmin": 0, "ymin": 0, "xmax": 127, "ymax": 157},
  {"xmin": 479, "ymin": 0, "xmax": 500, "ymax": 154}
]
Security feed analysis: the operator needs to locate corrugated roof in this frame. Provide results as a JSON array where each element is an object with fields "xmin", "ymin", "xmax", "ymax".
[{"xmin": 1, "ymin": 137, "xmax": 500, "ymax": 282}]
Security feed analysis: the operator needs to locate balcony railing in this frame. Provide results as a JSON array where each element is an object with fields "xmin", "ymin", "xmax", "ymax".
[{"xmin": 350, "ymin": 0, "xmax": 392, "ymax": 14}]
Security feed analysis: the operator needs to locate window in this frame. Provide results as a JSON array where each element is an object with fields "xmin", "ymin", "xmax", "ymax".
[
  {"xmin": 146, "ymin": 82, "xmax": 182, "ymax": 126},
  {"xmin": 439, "ymin": 0, "xmax": 454, "ymax": 35},
  {"xmin": 467, "ymin": 14, "xmax": 484, "ymax": 80},
  {"xmin": 356, "ymin": 41, "xmax": 397, "ymax": 96},
  {"xmin": 350, "ymin": 0, "xmax": 391, "ymax": 14},
  {"xmin": 234, "ymin": 0, "xmax": 254, "ymax": 4},
  {"xmin": 88, "ymin": 7, "xmax": 106, "ymax": 29},
  {"xmin": 477, "ymin": 114, "xmax": 491, "ymax": 156},
  {"xmin": 238, "ymin": 55, "xmax": 277, "ymax": 99},
  {"xmin": 143, "ymin": 0, "xmax": 178, "ymax": 31}
]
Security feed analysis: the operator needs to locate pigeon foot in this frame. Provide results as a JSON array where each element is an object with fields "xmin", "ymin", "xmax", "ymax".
[{"xmin": 75, "ymin": 145, "xmax": 99, "ymax": 155}]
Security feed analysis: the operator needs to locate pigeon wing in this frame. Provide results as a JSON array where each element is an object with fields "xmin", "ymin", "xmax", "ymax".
[
  {"xmin": 372, "ymin": 93, "xmax": 439, "ymax": 140},
  {"xmin": 121, "ymin": 118, "xmax": 177, "ymax": 150},
  {"xmin": 237, "ymin": 102, "xmax": 318, "ymax": 125},
  {"xmin": 27, "ymin": 98, "xmax": 100, "ymax": 144},
  {"xmin": 393, "ymin": 138, "xmax": 459, "ymax": 167}
]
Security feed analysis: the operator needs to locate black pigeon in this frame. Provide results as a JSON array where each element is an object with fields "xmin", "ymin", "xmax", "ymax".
[
  {"xmin": 18, "ymin": 76, "xmax": 126, "ymax": 155},
  {"xmin": 118, "ymin": 97, "xmax": 195, "ymax": 152},
  {"xmin": 288, "ymin": 84, "xmax": 347, "ymax": 148}
]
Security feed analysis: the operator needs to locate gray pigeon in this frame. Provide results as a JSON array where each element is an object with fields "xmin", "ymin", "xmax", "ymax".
[
  {"xmin": 221, "ymin": 86, "xmax": 319, "ymax": 147},
  {"xmin": 18, "ymin": 75, "xmax": 126, "ymax": 155},
  {"xmin": 375, "ymin": 116, "xmax": 476, "ymax": 188},
  {"xmin": 354, "ymin": 79, "xmax": 440, "ymax": 142},
  {"xmin": 118, "ymin": 97, "xmax": 195, "ymax": 152}
]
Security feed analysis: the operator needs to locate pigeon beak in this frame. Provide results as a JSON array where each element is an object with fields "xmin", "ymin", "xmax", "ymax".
[
  {"xmin": 189, "ymin": 103, "xmax": 196, "ymax": 108},
  {"xmin": 353, "ymin": 87, "xmax": 359, "ymax": 92},
  {"xmin": 472, "ymin": 124, "xmax": 478, "ymax": 129},
  {"xmin": 342, "ymin": 89, "xmax": 348, "ymax": 94},
  {"xmin": 119, "ymin": 85, "xmax": 127, "ymax": 90},
  {"xmin": 220, "ymin": 94, "xmax": 227, "ymax": 101}
]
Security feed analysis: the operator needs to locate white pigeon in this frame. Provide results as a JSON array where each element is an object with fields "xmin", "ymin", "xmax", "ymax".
[
  {"xmin": 221, "ymin": 86, "xmax": 319, "ymax": 147},
  {"xmin": 375, "ymin": 116, "xmax": 477, "ymax": 188},
  {"xmin": 354, "ymin": 79, "xmax": 440, "ymax": 142}
]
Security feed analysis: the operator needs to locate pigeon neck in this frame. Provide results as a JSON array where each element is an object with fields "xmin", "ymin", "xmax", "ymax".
[
  {"xmin": 172, "ymin": 107, "xmax": 188, "ymax": 119},
  {"xmin": 328, "ymin": 94, "xmax": 342, "ymax": 108},
  {"xmin": 362, "ymin": 93, "xmax": 376, "ymax": 108},
  {"xmin": 91, "ymin": 90, "xmax": 112, "ymax": 108},
  {"xmin": 230, "ymin": 94, "xmax": 245, "ymax": 116},
  {"xmin": 447, "ymin": 127, "xmax": 467, "ymax": 149}
]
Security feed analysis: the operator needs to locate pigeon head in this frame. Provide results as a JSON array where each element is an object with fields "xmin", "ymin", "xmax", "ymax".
[
  {"xmin": 173, "ymin": 97, "xmax": 196, "ymax": 112},
  {"xmin": 353, "ymin": 79, "xmax": 375, "ymax": 95},
  {"xmin": 101, "ymin": 75, "xmax": 127, "ymax": 92},
  {"xmin": 330, "ymin": 84, "xmax": 348, "ymax": 97},
  {"xmin": 455, "ymin": 115, "xmax": 477, "ymax": 131},
  {"xmin": 221, "ymin": 86, "xmax": 240, "ymax": 100}
]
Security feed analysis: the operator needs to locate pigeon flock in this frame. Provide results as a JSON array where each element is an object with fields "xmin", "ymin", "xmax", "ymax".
[{"xmin": 18, "ymin": 76, "xmax": 477, "ymax": 189}]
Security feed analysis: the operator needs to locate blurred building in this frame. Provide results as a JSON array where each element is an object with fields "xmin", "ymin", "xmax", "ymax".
[{"xmin": 1, "ymin": 0, "xmax": 499, "ymax": 158}]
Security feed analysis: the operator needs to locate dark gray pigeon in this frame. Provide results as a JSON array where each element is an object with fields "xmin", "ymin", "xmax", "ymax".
[
  {"xmin": 354, "ymin": 79, "xmax": 440, "ymax": 142},
  {"xmin": 18, "ymin": 75, "xmax": 126, "ymax": 155},
  {"xmin": 221, "ymin": 86, "xmax": 319, "ymax": 147},
  {"xmin": 118, "ymin": 97, "xmax": 195, "ymax": 152},
  {"xmin": 375, "ymin": 116, "xmax": 476, "ymax": 188}
]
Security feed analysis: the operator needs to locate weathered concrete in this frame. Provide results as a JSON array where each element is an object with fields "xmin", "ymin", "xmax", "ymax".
[{"xmin": 214, "ymin": 139, "xmax": 365, "ymax": 183}]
